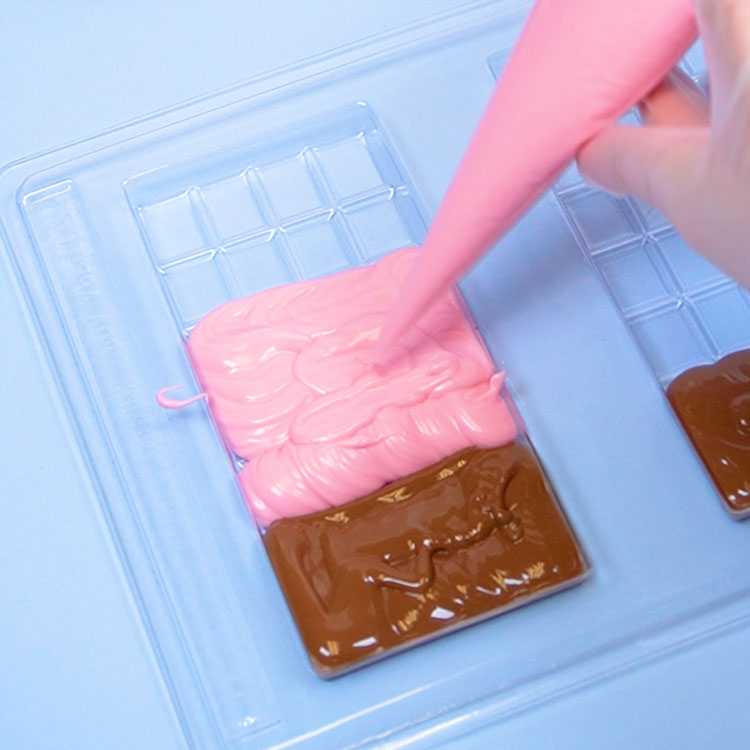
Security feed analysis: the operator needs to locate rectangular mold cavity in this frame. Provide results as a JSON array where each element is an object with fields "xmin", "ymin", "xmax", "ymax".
[
  {"xmin": 126, "ymin": 99, "xmax": 591, "ymax": 677},
  {"xmin": 1, "ymin": 5, "xmax": 749, "ymax": 749}
]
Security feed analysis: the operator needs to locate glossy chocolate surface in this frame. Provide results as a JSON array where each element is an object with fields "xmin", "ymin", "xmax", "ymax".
[
  {"xmin": 263, "ymin": 443, "xmax": 588, "ymax": 676},
  {"xmin": 667, "ymin": 349, "xmax": 750, "ymax": 517}
]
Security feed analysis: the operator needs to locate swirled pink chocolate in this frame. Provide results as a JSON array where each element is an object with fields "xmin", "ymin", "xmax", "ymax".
[{"xmin": 188, "ymin": 249, "xmax": 516, "ymax": 525}]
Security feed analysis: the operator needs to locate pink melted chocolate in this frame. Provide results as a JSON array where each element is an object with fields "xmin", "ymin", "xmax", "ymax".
[{"xmin": 185, "ymin": 249, "xmax": 516, "ymax": 525}]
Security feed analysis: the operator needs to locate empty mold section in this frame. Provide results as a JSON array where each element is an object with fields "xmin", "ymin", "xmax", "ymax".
[{"xmin": 126, "ymin": 104, "xmax": 427, "ymax": 336}]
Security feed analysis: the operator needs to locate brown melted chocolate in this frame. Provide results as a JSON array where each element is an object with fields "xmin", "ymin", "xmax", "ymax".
[
  {"xmin": 667, "ymin": 349, "xmax": 750, "ymax": 517},
  {"xmin": 263, "ymin": 442, "xmax": 588, "ymax": 676}
]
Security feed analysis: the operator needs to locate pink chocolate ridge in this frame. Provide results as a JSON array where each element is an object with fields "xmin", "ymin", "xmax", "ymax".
[{"xmin": 187, "ymin": 248, "xmax": 517, "ymax": 526}]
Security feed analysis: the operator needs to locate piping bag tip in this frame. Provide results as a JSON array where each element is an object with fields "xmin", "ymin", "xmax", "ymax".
[
  {"xmin": 370, "ymin": 248, "xmax": 456, "ymax": 368},
  {"xmin": 369, "ymin": 317, "xmax": 410, "ymax": 371},
  {"xmin": 369, "ymin": 321, "xmax": 401, "ymax": 370},
  {"xmin": 367, "ymin": 347, "xmax": 390, "ymax": 372}
]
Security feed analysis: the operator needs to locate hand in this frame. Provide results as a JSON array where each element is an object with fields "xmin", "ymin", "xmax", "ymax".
[{"xmin": 577, "ymin": 0, "xmax": 750, "ymax": 290}]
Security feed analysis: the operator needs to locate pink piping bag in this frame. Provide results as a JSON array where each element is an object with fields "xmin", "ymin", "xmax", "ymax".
[{"xmin": 373, "ymin": 0, "xmax": 698, "ymax": 363}]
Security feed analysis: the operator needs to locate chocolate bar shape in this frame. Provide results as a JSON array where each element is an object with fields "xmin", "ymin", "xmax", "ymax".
[
  {"xmin": 263, "ymin": 443, "xmax": 588, "ymax": 676},
  {"xmin": 667, "ymin": 349, "xmax": 750, "ymax": 518}
]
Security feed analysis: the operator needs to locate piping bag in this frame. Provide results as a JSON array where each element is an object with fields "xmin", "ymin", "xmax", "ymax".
[{"xmin": 373, "ymin": 0, "xmax": 698, "ymax": 364}]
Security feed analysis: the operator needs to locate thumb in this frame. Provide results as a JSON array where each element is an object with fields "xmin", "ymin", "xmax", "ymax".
[{"xmin": 576, "ymin": 124, "xmax": 708, "ymax": 222}]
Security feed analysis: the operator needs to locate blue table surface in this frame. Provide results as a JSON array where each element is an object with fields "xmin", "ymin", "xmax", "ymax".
[{"xmin": 0, "ymin": 2, "xmax": 747, "ymax": 748}]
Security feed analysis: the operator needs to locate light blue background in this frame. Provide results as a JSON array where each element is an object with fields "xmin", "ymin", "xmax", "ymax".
[{"xmin": 0, "ymin": 2, "xmax": 747, "ymax": 748}]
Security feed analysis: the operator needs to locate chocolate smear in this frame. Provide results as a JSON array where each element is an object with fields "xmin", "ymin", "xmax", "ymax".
[{"xmin": 263, "ymin": 442, "xmax": 588, "ymax": 676}]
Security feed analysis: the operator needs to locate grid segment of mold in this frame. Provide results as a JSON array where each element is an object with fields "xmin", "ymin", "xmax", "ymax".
[{"xmin": 131, "ymin": 105, "xmax": 427, "ymax": 336}]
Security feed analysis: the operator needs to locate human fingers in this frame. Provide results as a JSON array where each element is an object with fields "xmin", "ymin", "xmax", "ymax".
[
  {"xmin": 639, "ymin": 67, "xmax": 710, "ymax": 127},
  {"xmin": 577, "ymin": 124, "xmax": 707, "ymax": 217},
  {"xmin": 706, "ymin": 62, "xmax": 750, "ymax": 177}
]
